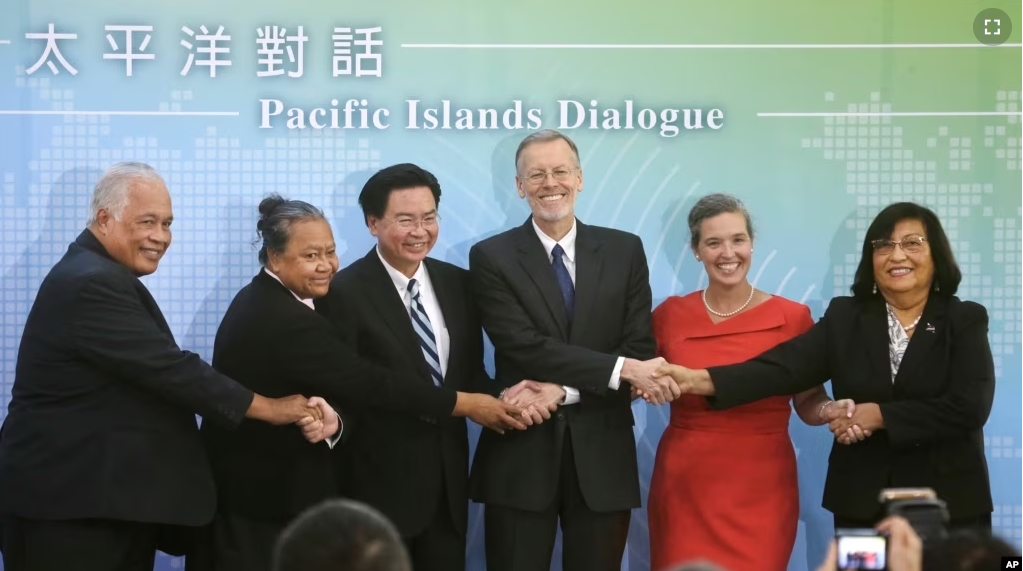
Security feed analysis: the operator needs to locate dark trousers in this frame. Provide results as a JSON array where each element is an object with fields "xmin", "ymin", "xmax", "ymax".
[
  {"xmin": 402, "ymin": 477, "xmax": 467, "ymax": 571},
  {"xmin": 1, "ymin": 517, "xmax": 159, "ymax": 571},
  {"xmin": 483, "ymin": 429, "xmax": 631, "ymax": 571},
  {"xmin": 185, "ymin": 512, "xmax": 286, "ymax": 571}
]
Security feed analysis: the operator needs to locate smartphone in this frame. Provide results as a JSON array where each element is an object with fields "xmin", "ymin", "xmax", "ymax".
[{"xmin": 835, "ymin": 528, "xmax": 887, "ymax": 571}]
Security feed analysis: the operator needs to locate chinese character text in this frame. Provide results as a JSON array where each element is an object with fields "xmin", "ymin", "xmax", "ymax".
[
  {"xmin": 180, "ymin": 25, "xmax": 231, "ymax": 77},
  {"xmin": 25, "ymin": 23, "xmax": 78, "ymax": 75},
  {"xmin": 103, "ymin": 25, "xmax": 155, "ymax": 77}
]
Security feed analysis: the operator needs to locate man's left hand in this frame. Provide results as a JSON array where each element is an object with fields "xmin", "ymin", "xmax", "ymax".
[{"xmin": 502, "ymin": 380, "xmax": 562, "ymax": 425}]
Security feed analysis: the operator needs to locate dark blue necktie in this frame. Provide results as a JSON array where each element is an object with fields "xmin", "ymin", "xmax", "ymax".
[
  {"xmin": 551, "ymin": 244, "xmax": 575, "ymax": 321},
  {"xmin": 407, "ymin": 279, "xmax": 443, "ymax": 387}
]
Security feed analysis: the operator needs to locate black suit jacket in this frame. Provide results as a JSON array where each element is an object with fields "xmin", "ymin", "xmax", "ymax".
[
  {"xmin": 200, "ymin": 269, "xmax": 460, "ymax": 521},
  {"xmin": 317, "ymin": 249, "xmax": 491, "ymax": 537},
  {"xmin": 707, "ymin": 295, "xmax": 995, "ymax": 520},
  {"xmin": 0, "ymin": 230, "xmax": 254, "ymax": 526},
  {"xmin": 467, "ymin": 218, "xmax": 656, "ymax": 512}
]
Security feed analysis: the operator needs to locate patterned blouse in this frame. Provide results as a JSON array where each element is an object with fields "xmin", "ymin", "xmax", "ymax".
[{"xmin": 886, "ymin": 303, "xmax": 911, "ymax": 382}]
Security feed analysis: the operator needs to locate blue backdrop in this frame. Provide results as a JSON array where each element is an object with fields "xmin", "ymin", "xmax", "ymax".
[{"xmin": 1, "ymin": 1, "xmax": 1020, "ymax": 569}]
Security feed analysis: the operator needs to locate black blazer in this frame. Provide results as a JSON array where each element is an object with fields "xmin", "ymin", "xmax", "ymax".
[
  {"xmin": 707, "ymin": 295, "xmax": 995, "ymax": 520},
  {"xmin": 467, "ymin": 219, "xmax": 656, "ymax": 512},
  {"xmin": 200, "ymin": 269, "xmax": 460, "ymax": 521},
  {"xmin": 0, "ymin": 230, "xmax": 254, "ymax": 526},
  {"xmin": 317, "ymin": 249, "xmax": 491, "ymax": 537}
]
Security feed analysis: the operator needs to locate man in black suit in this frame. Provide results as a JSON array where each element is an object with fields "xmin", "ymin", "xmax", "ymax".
[
  {"xmin": 191, "ymin": 192, "xmax": 526, "ymax": 571},
  {"xmin": 0, "ymin": 162, "xmax": 327, "ymax": 571},
  {"xmin": 468, "ymin": 130, "xmax": 681, "ymax": 571},
  {"xmin": 318, "ymin": 164, "xmax": 547, "ymax": 571}
]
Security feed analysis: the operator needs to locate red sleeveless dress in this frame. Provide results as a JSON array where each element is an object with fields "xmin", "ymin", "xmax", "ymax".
[{"xmin": 648, "ymin": 292, "xmax": 814, "ymax": 571}]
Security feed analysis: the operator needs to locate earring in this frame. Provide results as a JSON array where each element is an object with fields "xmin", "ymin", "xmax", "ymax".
[
  {"xmin": 934, "ymin": 282, "xmax": 940, "ymax": 292},
  {"xmin": 696, "ymin": 256, "xmax": 701, "ymax": 261},
  {"xmin": 872, "ymin": 283, "xmax": 877, "ymax": 294}
]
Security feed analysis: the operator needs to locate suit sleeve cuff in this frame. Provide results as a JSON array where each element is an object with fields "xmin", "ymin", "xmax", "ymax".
[
  {"xmin": 221, "ymin": 386, "xmax": 256, "ymax": 429},
  {"xmin": 562, "ymin": 386, "xmax": 580, "ymax": 405},
  {"xmin": 608, "ymin": 356, "xmax": 625, "ymax": 390},
  {"xmin": 325, "ymin": 412, "xmax": 344, "ymax": 449}
]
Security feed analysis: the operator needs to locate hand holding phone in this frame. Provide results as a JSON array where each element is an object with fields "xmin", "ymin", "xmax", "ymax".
[{"xmin": 876, "ymin": 516, "xmax": 923, "ymax": 571}]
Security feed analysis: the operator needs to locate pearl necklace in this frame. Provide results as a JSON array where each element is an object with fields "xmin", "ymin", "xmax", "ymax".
[
  {"xmin": 887, "ymin": 304, "xmax": 922, "ymax": 331},
  {"xmin": 702, "ymin": 285, "xmax": 755, "ymax": 318},
  {"xmin": 902, "ymin": 315, "xmax": 922, "ymax": 331}
]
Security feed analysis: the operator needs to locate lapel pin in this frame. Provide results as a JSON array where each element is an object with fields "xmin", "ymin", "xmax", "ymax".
[{"xmin": 926, "ymin": 323, "xmax": 935, "ymax": 333}]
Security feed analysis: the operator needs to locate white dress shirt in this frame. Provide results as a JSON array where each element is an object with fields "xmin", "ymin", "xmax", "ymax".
[
  {"xmin": 264, "ymin": 268, "xmax": 344, "ymax": 448},
  {"xmin": 531, "ymin": 219, "xmax": 626, "ymax": 405},
  {"xmin": 376, "ymin": 247, "xmax": 451, "ymax": 377}
]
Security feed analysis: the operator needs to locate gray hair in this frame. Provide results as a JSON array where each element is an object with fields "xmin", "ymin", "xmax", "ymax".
[
  {"xmin": 256, "ymin": 193, "xmax": 326, "ymax": 265},
  {"xmin": 87, "ymin": 161, "xmax": 165, "ymax": 225},
  {"xmin": 687, "ymin": 193, "xmax": 755, "ymax": 251},
  {"xmin": 514, "ymin": 129, "xmax": 581, "ymax": 172}
]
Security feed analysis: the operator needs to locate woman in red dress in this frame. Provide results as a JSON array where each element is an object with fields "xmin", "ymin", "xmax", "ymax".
[{"xmin": 647, "ymin": 194, "xmax": 858, "ymax": 571}]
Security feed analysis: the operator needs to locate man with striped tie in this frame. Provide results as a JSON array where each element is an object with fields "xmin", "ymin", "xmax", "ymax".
[{"xmin": 318, "ymin": 163, "xmax": 544, "ymax": 571}]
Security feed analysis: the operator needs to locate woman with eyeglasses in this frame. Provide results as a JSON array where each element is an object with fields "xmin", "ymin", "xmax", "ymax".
[{"xmin": 653, "ymin": 202, "xmax": 995, "ymax": 532}]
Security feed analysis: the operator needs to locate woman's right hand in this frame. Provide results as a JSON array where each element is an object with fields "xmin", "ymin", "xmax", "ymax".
[{"xmin": 824, "ymin": 399, "xmax": 872, "ymax": 444}]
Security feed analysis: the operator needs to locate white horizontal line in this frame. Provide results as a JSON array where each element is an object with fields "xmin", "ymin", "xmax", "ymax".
[
  {"xmin": 758, "ymin": 111, "xmax": 1022, "ymax": 117},
  {"xmin": 0, "ymin": 40, "xmax": 11, "ymax": 45},
  {"xmin": 401, "ymin": 42, "xmax": 1023, "ymax": 50},
  {"xmin": 0, "ymin": 110, "xmax": 239, "ymax": 116}
]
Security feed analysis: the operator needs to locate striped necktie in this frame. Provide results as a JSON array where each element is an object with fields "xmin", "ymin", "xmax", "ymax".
[{"xmin": 407, "ymin": 278, "xmax": 443, "ymax": 387}]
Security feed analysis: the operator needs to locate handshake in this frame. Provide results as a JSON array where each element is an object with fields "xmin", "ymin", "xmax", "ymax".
[
  {"xmin": 456, "ymin": 357, "xmax": 720, "ymax": 434},
  {"xmin": 621, "ymin": 357, "xmax": 714, "ymax": 405},
  {"xmin": 248, "ymin": 394, "xmax": 340, "ymax": 444},
  {"xmin": 453, "ymin": 383, "xmax": 565, "ymax": 435},
  {"xmin": 626, "ymin": 359, "xmax": 874, "ymax": 446}
]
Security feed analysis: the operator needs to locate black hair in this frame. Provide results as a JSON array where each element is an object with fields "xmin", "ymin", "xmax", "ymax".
[
  {"xmin": 272, "ymin": 499, "xmax": 411, "ymax": 571},
  {"xmin": 358, "ymin": 163, "xmax": 441, "ymax": 226},
  {"xmin": 851, "ymin": 202, "xmax": 961, "ymax": 299}
]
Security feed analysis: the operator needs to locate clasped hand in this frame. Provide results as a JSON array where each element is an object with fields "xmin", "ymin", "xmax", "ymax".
[
  {"xmin": 295, "ymin": 396, "xmax": 340, "ymax": 444},
  {"xmin": 261, "ymin": 393, "xmax": 339, "ymax": 444},
  {"xmin": 627, "ymin": 359, "xmax": 711, "ymax": 405},
  {"xmin": 500, "ymin": 380, "xmax": 563, "ymax": 424},
  {"xmin": 460, "ymin": 379, "xmax": 571, "ymax": 434},
  {"xmin": 826, "ymin": 401, "xmax": 882, "ymax": 445},
  {"xmin": 624, "ymin": 362, "xmax": 875, "ymax": 447},
  {"xmin": 623, "ymin": 357, "xmax": 682, "ymax": 405}
]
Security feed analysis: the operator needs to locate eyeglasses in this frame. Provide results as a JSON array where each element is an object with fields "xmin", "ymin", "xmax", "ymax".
[
  {"xmin": 523, "ymin": 167, "xmax": 578, "ymax": 185},
  {"xmin": 871, "ymin": 235, "xmax": 927, "ymax": 256},
  {"xmin": 387, "ymin": 215, "xmax": 440, "ymax": 231}
]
